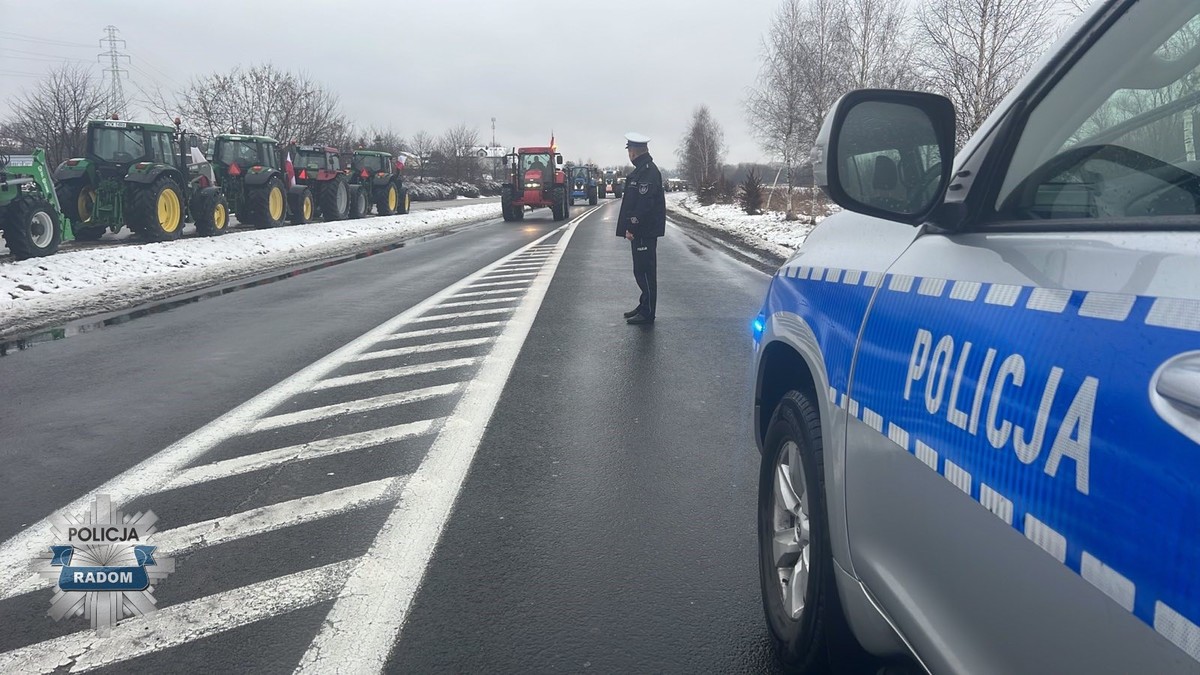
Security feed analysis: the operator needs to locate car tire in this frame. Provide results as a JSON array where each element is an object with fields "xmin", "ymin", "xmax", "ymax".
[{"xmin": 759, "ymin": 390, "xmax": 868, "ymax": 673}]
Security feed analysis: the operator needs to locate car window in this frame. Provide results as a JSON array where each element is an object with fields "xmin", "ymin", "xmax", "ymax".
[
  {"xmin": 997, "ymin": 3, "xmax": 1200, "ymax": 224},
  {"xmin": 91, "ymin": 127, "xmax": 145, "ymax": 163}
]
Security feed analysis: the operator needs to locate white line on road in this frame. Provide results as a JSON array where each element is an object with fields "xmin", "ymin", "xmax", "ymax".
[
  {"xmin": 165, "ymin": 419, "xmax": 441, "ymax": 491},
  {"xmin": 309, "ymin": 357, "xmax": 478, "ymax": 391},
  {"xmin": 464, "ymin": 280, "xmax": 531, "ymax": 290},
  {"xmin": 433, "ymin": 297, "xmax": 520, "ymax": 310},
  {"xmin": 8, "ymin": 479, "xmax": 403, "ymax": 599},
  {"xmin": 0, "ymin": 560, "xmax": 356, "ymax": 674},
  {"xmin": 480, "ymin": 271, "xmax": 539, "ymax": 281},
  {"xmin": 409, "ymin": 307, "xmax": 513, "ymax": 322},
  {"xmin": 295, "ymin": 206, "xmax": 586, "ymax": 674},
  {"xmin": 380, "ymin": 321, "xmax": 506, "ymax": 341},
  {"xmin": 450, "ymin": 288, "xmax": 526, "ymax": 298},
  {"xmin": 354, "ymin": 337, "xmax": 494, "ymax": 362},
  {"xmin": 250, "ymin": 384, "xmax": 459, "ymax": 431}
]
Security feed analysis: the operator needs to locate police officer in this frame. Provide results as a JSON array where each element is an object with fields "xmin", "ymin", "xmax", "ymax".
[{"xmin": 616, "ymin": 132, "xmax": 665, "ymax": 325}]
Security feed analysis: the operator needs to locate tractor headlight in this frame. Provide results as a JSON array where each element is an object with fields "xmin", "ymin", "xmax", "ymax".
[{"xmin": 524, "ymin": 181, "xmax": 541, "ymax": 189}]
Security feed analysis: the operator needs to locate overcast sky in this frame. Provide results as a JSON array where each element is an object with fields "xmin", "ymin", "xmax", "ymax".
[{"xmin": 0, "ymin": 0, "xmax": 782, "ymax": 169}]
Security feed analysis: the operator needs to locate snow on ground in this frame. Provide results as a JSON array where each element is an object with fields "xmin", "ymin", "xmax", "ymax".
[
  {"xmin": 0, "ymin": 203, "xmax": 500, "ymax": 338},
  {"xmin": 665, "ymin": 192, "xmax": 820, "ymax": 261}
]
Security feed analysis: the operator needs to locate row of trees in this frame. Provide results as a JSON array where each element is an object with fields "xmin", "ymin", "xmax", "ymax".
[
  {"xmin": 1, "ymin": 63, "xmax": 488, "ymax": 181},
  {"xmin": 739, "ymin": 0, "xmax": 1072, "ymax": 218}
]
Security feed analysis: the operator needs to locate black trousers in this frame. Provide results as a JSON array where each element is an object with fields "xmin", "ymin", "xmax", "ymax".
[{"xmin": 630, "ymin": 237, "xmax": 657, "ymax": 318}]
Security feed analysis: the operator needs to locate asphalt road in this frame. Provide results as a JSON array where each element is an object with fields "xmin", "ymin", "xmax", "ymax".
[{"xmin": 0, "ymin": 198, "xmax": 781, "ymax": 673}]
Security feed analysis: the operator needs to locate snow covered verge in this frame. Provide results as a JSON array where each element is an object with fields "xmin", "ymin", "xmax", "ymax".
[
  {"xmin": 0, "ymin": 203, "xmax": 500, "ymax": 338},
  {"xmin": 406, "ymin": 178, "xmax": 502, "ymax": 201},
  {"xmin": 665, "ymin": 192, "xmax": 819, "ymax": 263}
]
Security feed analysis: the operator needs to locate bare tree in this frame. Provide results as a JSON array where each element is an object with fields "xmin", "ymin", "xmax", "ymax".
[
  {"xmin": 843, "ymin": 0, "xmax": 919, "ymax": 90},
  {"xmin": 176, "ymin": 64, "xmax": 348, "ymax": 144},
  {"xmin": 365, "ymin": 126, "xmax": 406, "ymax": 157},
  {"xmin": 916, "ymin": 0, "xmax": 1056, "ymax": 146},
  {"xmin": 677, "ymin": 105, "xmax": 726, "ymax": 195},
  {"xmin": 3, "ymin": 64, "xmax": 107, "ymax": 168},
  {"xmin": 436, "ymin": 123, "xmax": 481, "ymax": 181},
  {"xmin": 409, "ymin": 130, "xmax": 436, "ymax": 177},
  {"xmin": 746, "ymin": 0, "xmax": 809, "ymax": 219}
]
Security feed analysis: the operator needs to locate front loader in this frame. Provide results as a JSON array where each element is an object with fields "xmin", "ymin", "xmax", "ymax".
[{"xmin": 0, "ymin": 149, "xmax": 71, "ymax": 258}]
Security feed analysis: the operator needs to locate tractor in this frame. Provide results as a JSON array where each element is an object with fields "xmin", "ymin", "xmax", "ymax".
[
  {"xmin": 346, "ymin": 150, "xmax": 410, "ymax": 218},
  {"xmin": 569, "ymin": 165, "xmax": 599, "ymax": 206},
  {"xmin": 54, "ymin": 118, "xmax": 227, "ymax": 241},
  {"xmin": 500, "ymin": 146, "xmax": 569, "ymax": 222},
  {"xmin": 210, "ymin": 133, "xmax": 314, "ymax": 228},
  {"xmin": 289, "ymin": 144, "xmax": 350, "ymax": 221},
  {"xmin": 0, "ymin": 149, "xmax": 71, "ymax": 258},
  {"xmin": 601, "ymin": 170, "xmax": 625, "ymax": 198}
]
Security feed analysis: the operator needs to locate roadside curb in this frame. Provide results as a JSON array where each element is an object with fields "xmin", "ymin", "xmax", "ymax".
[
  {"xmin": 665, "ymin": 201, "xmax": 788, "ymax": 274},
  {"xmin": 0, "ymin": 216, "xmax": 496, "ymax": 357}
]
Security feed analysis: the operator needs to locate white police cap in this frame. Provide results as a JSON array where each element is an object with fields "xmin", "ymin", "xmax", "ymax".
[{"xmin": 624, "ymin": 132, "xmax": 651, "ymax": 148}]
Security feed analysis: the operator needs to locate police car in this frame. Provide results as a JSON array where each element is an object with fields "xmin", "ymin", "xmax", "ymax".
[{"xmin": 751, "ymin": 1, "xmax": 1200, "ymax": 672}]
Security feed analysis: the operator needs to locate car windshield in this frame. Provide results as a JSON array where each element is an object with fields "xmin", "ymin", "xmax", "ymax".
[
  {"xmin": 90, "ymin": 127, "xmax": 145, "ymax": 163},
  {"xmin": 999, "ymin": 3, "xmax": 1200, "ymax": 221},
  {"xmin": 215, "ymin": 140, "xmax": 264, "ymax": 166}
]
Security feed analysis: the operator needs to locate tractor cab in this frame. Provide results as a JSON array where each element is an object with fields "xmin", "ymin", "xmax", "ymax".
[
  {"xmin": 291, "ymin": 145, "xmax": 341, "ymax": 183},
  {"xmin": 212, "ymin": 135, "xmax": 280, "ymax": 180},
  {"xmin": 81, "ymin": 120, "xmax": 178, "ymax": 180}
]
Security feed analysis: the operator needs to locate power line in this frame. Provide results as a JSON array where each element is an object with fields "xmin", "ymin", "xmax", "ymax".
[
  {"xmin": 0, "ymin": 31, "xmax": 95, "ymax": 49},
  {"xmin": 97, "ymin": 25, "xmax": 129, "ymax": 118}
]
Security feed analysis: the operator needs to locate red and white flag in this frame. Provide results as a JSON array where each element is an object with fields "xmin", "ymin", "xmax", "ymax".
[{"xmin": 284, "ymin": 151, "xmax": 295, "ymax": 188}]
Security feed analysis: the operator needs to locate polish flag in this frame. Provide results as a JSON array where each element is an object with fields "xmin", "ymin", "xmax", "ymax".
[{"xmin": 284, "ymin": 151, "xmax": 295, "ymax": 188}]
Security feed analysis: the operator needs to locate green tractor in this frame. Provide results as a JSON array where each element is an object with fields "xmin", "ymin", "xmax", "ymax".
[
  {"xmin": 0, "ymin": 149, "xmax": 71, "ymax": 258},
  {"xmin": 53, "ymin": 118, "xmax": 225, "ymax": 241},
  {"xmin": 346, "ymin": 150, "xmax": 409, "ymax": 218},
  {"xmin": 211, "ymin": 134, "xmax": 315, "ymax": 228}
]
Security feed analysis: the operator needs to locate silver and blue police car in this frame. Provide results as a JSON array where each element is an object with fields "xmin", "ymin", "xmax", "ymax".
[{"xmin": 752, "ymin": 1, "xmax": 1200, "ymax": 672}]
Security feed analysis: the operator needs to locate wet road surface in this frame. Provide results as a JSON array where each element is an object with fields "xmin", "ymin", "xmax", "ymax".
[{"xmin": 0, "ymin": 200, "xmax": 784, "ymax": 673}]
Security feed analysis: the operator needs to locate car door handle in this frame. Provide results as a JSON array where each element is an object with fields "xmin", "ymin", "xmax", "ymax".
[{"xmin": 1151, "ymin": 352, "xmax": 1200, "ymax": 444}]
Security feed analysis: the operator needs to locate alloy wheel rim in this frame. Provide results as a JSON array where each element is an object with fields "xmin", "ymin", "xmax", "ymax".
[{"xmin": 771, "ymin": 439, "xmax": 810, "ymax": 620}]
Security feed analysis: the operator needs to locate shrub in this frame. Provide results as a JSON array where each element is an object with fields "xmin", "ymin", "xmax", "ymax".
[{"xmin": 739, "ymin": 168, "xmax": 764, "ymax": 215}]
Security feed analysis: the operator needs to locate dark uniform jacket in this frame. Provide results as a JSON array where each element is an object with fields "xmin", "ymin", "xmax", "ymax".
[{"xmin": 616, "ymin": 153, "xmax": 666, "ymax": 239}]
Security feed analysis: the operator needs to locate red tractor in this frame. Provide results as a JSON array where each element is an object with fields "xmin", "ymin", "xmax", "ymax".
[{"xmin": 500, "ymin": 146, "xmax": 569, "ymax": 222}]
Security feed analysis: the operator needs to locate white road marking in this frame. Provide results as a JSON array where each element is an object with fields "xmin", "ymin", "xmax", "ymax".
[
  {"xmin": 451, "ymin": 288, "xmax": 526, "ymax": 299},
  {"xmin": 295, "ymin": 207, "xmax": 587, "ymax": 674},
  {"xmin": 496, "ymin": 263, "xmax": 545, "ymax": 270},
  {"xmin": 434, "ymin": 297, "xmax": 520, "ymax": 310},
  {"xmin": 380, "ymin": 321, "xmax": 505, "ymax": 341},
  {"xmin": 10, "ymin": 480, "xmax": 401, "ymax": 599},
  {"xmin": 250, "ymin": 384, "xmax": 459, "ymax": 431},
  {"xmin": 309, "ymin": 357, "xmax": 479, "ymax": 391},
  {"xmin": 480, "ymin": 271, "xmax": 539, "ymax": 281},
  {"xmin": 464, "ymin": 280, "xmax": 531, "ymax": 290},
  {"xmin": 0, "ymin": 560, "xmax": 355, "ymax": 674},
  {"xmin": 165, "ymin": 419, "xmax": 441, "ymax": 491},
  {"xmin": 410, "ymin": 307, "xmax": 512, "ymax": 322},
  {"xmin": 354, "ymin": 337, "xmax": 494, "ymax": 362}
]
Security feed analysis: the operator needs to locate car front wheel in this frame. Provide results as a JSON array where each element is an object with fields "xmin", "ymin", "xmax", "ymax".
[{"xmin": 759, "ymin": 390, "xmax": 867, "ymax": 673}]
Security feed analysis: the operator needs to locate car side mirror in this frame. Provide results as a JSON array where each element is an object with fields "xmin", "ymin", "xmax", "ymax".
[{"xmin": 812, "ymin": 89, "xmax": 956, "ymax": 226}]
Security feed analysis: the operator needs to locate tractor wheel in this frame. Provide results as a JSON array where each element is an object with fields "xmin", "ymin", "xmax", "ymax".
[
  {"xmin": 588, "ymin": 187, "xmax": 598, "ymax": 206},
  {"xmin": 376, "ymin": 181, "xmax": 400, "ymax": 216},
  {"xmin": 1, "ymin": 197, "xmax": 61, "ymax": 259},
  {"xmin": 319, "ymin": 175, "xmax": 350, "ymax": 222},
  {"xmin": 550, "ymin": 187, "xmax": 567, "ymax": 221},
  {"xmin": 289, "ymin": 187, "xmax": 315, "ymax": 225},
  {"xmin": 398, "ymin": 188, "xmax": 411, "ymax": 215},
  {"xmin": 195, "ymin": 190, "xmax": 230, "ymax": 237},
  {"xmin": 249, "ymin": 178, "xmax": 287, "ymax": 228},
  {"xmin": 348, "ymin": 186, "xmax": 368, "ymax": 219},
  {"xmin": 501, "ymin": 199, "xmax": 515, "ymax": 222},
  {"xmin": 56, "ymin": 179, "xmax": 96, "ymax": 225},
  {"xmin": 129, "ymin": 176, "xmax": 185, "ymax": 241}
]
